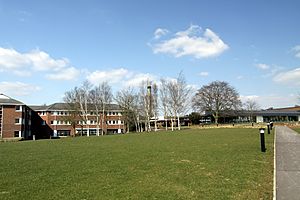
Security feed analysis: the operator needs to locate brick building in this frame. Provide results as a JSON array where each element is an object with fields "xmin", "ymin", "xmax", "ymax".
[
  {"xmin": 30, "ymin": 103, "xmax": 125, "ymax": 137},
  {"xmin": 0, "ymin": 94, "xmax": 52, "ymax": 140},
  {"xmin": 0, "ymin": 94, "xmax": 124, "ymax": 139}
]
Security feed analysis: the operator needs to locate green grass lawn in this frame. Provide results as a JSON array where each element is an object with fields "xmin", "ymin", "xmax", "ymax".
[
  {"xmin": 293, "ymin": 128, "xmax": 300, "ymax": 133},
  {"xmin": 0, "ymin": 128, "xmax": 273, "ymax": 200}
]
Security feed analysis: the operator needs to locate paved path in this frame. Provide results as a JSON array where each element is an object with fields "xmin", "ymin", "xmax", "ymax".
[{"xmin": 275, "ymin": 126, "xmax": 300, "ymax": 200}]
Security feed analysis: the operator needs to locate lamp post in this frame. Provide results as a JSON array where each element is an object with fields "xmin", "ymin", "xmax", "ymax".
[{"xmin": 259, "ymin": 128, "xmax": 266, "ymax": 152}]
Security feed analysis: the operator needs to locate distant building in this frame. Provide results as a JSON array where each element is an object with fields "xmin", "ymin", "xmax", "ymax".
[
  {"xmin": 254, "ymin": 106, "xmax": 300, "ymax": 123},
  {"xmin": 0, "ymin": 94, "xmax": 124, "ymax": 140},
  {"xmin": 198, "ymin": 106, "xmax": 300, "ymax": 123}
]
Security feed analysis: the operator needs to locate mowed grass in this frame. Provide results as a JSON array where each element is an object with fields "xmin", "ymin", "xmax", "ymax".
[
  {"xmin": 293, "ymin": 128, "xmax": 300, "ymax": 133},
  {"xmin": 0, "ymin": 128, "xmax": 273, "ymax": 200}
]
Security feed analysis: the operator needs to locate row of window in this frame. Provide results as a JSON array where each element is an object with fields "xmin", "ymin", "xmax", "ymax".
[
  {"xmin": 49, "ymin": 120, "xmax": 123, "ymax": 125},
  {"xmin": 39, "ymin": 111, "xmax": 122, "ymax": 116},
  {"xmin": 15, "ymin": 118, "xmax": 32, "ymax": 125},
  {"xmin": 15, "ymin": 118, "xmax": 121, "ymax": 126}
]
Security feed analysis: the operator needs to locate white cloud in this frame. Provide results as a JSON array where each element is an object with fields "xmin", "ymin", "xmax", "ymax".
[
  {"xmin": 46, "ymin": 67, "xmax": 80, "ymax": 81},
  {"xmin": 154, "ymin": 28, "xmax": 169, "ymax": 39},
  {"xmin": 87, "ymin": 68, "xmax": 130, "ymax": 85},
  {"xmin": 0, "ymin": 81, "xmax": 40, "ymax": 96},
  {"xmin": 152, "ymin": 25, "xmax": 229, "ymax": 59},
  {"xmin": 273, "ymin": 67, "xmax": 300, "ymax": 86},
  {"xmin": 125, "ymin": 73, "xmax": 157, "ymax": 87},
  {"xmin": 0, "ymin": 47, "xmax": 31, "ymax": 70},
  {"xmin": 256, "ymin": 63, "xmax": 270, "ymax": 70},
  {"xmin": 240, "ymin": 95, "xmax": 259, "ymax": 102},
  {"xmin": 240, "ymin": 94, "xmax": 298, "ymax": 109},
  {"xmin": 292, "ymin": 45, "xmax": 300, "ymax": 58},
  {"xmin": 25, "ymin": 50, "xmax": 69, "ymax": 71},
  {"xmin": 236, "ymin": 75, "xmax": 243, "ymax": 80},
  {"xmin": 199, "ymin": 71, "xmax": 209, "ymax": 76},
  {"xmin": 0, "ymin": 47, "xmax": 79, "ymax": 80},
  {"xmin": 87, "ymin": 68, "xmax": 159, "ymax": 88}
]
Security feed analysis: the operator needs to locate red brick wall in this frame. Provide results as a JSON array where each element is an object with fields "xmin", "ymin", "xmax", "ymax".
[{"xmin": 2, "ymin": 105, "xmax": 23, "ymax": 138}]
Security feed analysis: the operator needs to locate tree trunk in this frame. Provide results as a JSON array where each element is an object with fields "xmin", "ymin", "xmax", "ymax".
[
  {"xmin": 101, "ymin": 108, "xmax": 105, "ymax": 136},
  {"xmin": 165, "ymin": 118, "xmax": 168, "ymax": 131},
  {"xmin": 213, "ymin": 112, "xmax": 219, "ymax": 124},
  {"xmin": 96, "ymin": 113, "xmax": 100, "ymax": 136},
  {"xmin": 87, "ymin": 125, "xmax": 90, "ymax": 137},
  {"xmin": 177, "ymin": 113, "xmax": 181, "ymax": 131}
]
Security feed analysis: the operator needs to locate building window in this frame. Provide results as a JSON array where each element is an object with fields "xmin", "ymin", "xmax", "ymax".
[
  {"xmin": 15, "ymin": 118, "xmax": 21, "ymax": 124},
  {"xmin": 16, "ymin": 105, "xmax": 21, "ymax": 111},
  {"xmin": 42, "ymin": 120, "xmax": 46, "ymax": 126},
  {"xmin": 14, "ymin": 131, "xmax": 20, "ymax": 137}
]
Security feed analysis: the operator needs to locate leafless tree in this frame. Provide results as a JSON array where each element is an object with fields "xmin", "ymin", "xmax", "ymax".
[
  {"xmin": 77, "ymin": 81, "xmax": 93, "ymax": 136},
  {"xmin": 90, "ymin": 82, "xmax": 113, "ymax": 136},
  {"xmin": 131, "ymin": 93, "xmax": 142, "ymax": 132},
  {"xmin": 166, "ymin": 72, "xmax": 192, "ymax": 131},
  {"xmin": 115, "ymin": 87, "xmax": 136, "ymax": 133},
  {"xmin": 152, "ymin": 83, "xmax": 159, "ymax": 131},
  {"xmin": 63, "ymin": 88, "xmax": 82, "ymax": 136},
  {"xmin": 139, "ymin": 81, "xmax": 153, "ymax": 132},
  {"xmin": 193, "ymin": 81, "xmax": 241, "ymax": 124},
  {"xmin": 244, "ymin": 99, "xmax": 260, "ymax": 122},
  {"xmin": 160, "ymin": 78, "xmax": 171, "ymax": 131}
]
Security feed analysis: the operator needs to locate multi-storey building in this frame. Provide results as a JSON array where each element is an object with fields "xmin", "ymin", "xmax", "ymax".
[
  {"xmin": 0, "ymin": 94, "xmax": 124, "ymax": 139},
  {"xmin": 0, "ymin": 94, "xmax": 52, "ymax": 140},
  {"xmin": 30, "ymin": 103, "xmax": 124, "ymax": 137},
  {"xmin": 0, "ymin": 94, "xmax": 33, "ymax": 139}
]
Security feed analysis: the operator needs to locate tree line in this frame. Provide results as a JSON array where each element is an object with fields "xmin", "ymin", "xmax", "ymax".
[{"xmin": 63, "ymin": 72, "xmax": 259, "ymax": 135}]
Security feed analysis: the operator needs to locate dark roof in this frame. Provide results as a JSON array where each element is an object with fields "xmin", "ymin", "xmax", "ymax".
[
  {"xmin": 265, "ymin": 106, "xmax": 300, "ymax": 112},
  {"xmin": 30, "ymin": 102, "xmax": 123, "ymax": 111},
  {"xmin": 0, "ymin": 94, "xmax": 24, "ymax": 105},
  {"xmin": 201, "ymin": 109, "xmax": 300, "ymax": 117},
  {"xmin": 254, "ymin": 110, "xmax": 300, "ymax": 117},
  {"xmin": 29, "ymin": 105, "xmax": 50, "ymax": 111}
]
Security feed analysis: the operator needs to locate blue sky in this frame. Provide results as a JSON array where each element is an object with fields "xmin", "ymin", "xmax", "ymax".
[{"xmin": 0, "ymin": 0, "xmax": 300, "ymax": 108}]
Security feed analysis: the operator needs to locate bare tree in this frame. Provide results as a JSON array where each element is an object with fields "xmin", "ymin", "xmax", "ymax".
[
  {"xmin": 77, "ymin": 81, "xmax": 92, "ymax": 136},
  {"xmin": 139, "ymin": 81, "xmax": 153, "ymax": 132},
  {"xmin": 152, "ymin": 83, "xmax": 159, "ymax": 132},
  {"xmin": 244, "ymin": 99, "xmax": 260, "ymax": 123},
  {"xmin": 160, "ymin": 78, "xmax": 171, "ymax": 131},
  {"xmin": 89, "ymin": 82, "xmax": 113, "ymax": 136},
  {"xmin": 99, "ymin": 82, "xmax": 113, "ymax": 135},
  {"xmin": 166, "ymin": 72, "xmax": 192, "ymax": 131},
  {"xmin": 193, "ymin": 81, "xmax": 241, "ymax": 124},
  {"xmin": 63, "ymin": 88, "xmax": 82, "ymax": 136},
  {"xmin": 131, "ymin": 93, "xmax": 142, "ymax": 132},
  {"xmin": 115, "ymin": 88, "xmax": 136, "ymax": 133},
  {"xmin": 89, "ymin": 87, "xmax": 101, "ymax": 136}
]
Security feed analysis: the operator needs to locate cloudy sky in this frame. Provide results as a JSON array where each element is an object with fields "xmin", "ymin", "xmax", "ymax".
[{"xmin": 0, "ymin": 0, "xmax": 300, "ymax": 108}]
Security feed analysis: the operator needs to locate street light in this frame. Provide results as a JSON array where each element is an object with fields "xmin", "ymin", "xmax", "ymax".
[{"xmin": 259, "ymin": 128, "xmax": 266, "ymax": 152}]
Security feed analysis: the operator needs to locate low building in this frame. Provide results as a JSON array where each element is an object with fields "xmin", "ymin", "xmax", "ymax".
[
  {"xmin": 254, "ymin": 106, "xmax": 300, "ymax": 123},
  {"xmin": 198, "ymin": 106, "xmax": 300, "ymax": 124}
]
